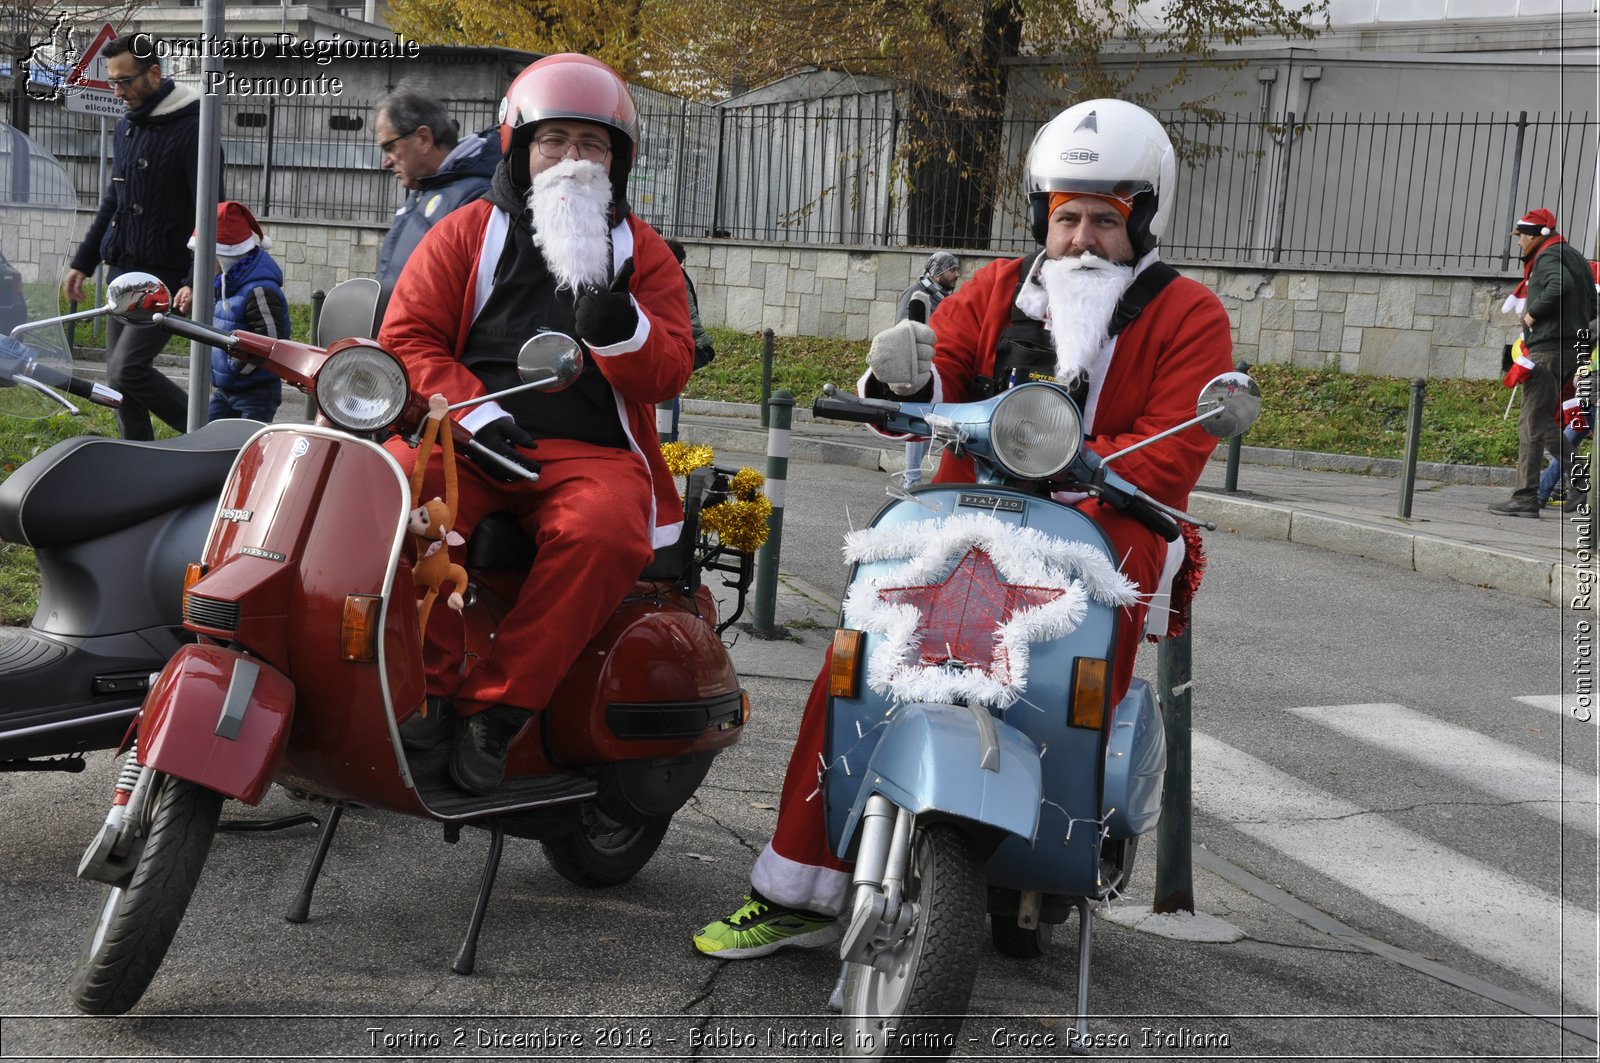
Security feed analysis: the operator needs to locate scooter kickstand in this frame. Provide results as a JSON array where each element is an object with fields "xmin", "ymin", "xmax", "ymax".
[
  {"xmin": 453, "ymin": 818, "xmax": 505, "ymax": 976},
  {"xmin": 1069, "ymin": 896, "xmax": 1094, "ymax": 1055},
  {"xmin": 285, "ymin": 804, "xmax": 344, "ymax": 924}
]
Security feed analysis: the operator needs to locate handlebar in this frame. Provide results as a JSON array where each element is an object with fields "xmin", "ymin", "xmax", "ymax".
[
  {"xmin": 1122, "ymin": 491, "xmax": 1183, "ymax": 543},
  {"xmin": 813, "ymin": 392, "xmax": 895, "ymax": 425},
  {"xmin": 151, "ymin": 312, "xmax": 239, "ymax": 351}
]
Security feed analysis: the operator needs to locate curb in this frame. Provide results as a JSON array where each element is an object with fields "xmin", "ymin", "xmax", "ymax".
[{"xmin": 1190, "ymin": 491, "xmax": 1563, "ymax": 605}]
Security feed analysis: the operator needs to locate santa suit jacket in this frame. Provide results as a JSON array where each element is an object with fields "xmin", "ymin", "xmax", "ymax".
[
  {"xmin": 875, "ymin": 251, "xmax": 1234, "ymax": 647},
  {"xmin": 379, "ymin": 198, "xmax": 695, "ymax": 548}
]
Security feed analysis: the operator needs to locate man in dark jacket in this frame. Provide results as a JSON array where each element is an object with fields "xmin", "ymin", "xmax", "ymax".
[
  {"xmin": 64, "ymin": 34, "xmax": 197, "ymax": 440},
  {"xmin": 374, "ymin": 88, "xmax": 497, "ymax": 297},
  {"xmin": 1489, "ymin": 207, "xmax": 1598, "ymax": 518}
]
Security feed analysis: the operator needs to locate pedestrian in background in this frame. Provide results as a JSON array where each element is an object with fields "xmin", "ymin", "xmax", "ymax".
[
  {"xmin": 895, "ymin": 250, "xmax": 961, "ymax": 487},
  {"xmin": 64, "ymin": 34, "xmax": 199, "ymax": 440},
  {"xmin": 665, "ymin": 237, "xmax": 716, "ymax": 369},
  {"xmin": 1490, "ymin": 208, "xmax": 1597, "ymax": 518},
  {"xmin": 373, "ymin": 87, "xmax": 498, "ymax": 305},
  {"xmin": 188, "ymin": 202, "xmax": 289, "ymax": 424}
]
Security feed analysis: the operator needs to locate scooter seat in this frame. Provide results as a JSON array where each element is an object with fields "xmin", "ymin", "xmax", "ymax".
[{"xmin": 0, "ymin": 418, "xmax": 263, "ymax": 548}]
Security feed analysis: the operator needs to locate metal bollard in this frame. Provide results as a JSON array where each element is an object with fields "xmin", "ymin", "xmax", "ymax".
[
  {"xmin": 1152, "ymin": 618, "xmax": 1194, "ymax": 914},
  {"xmin": 305, "ymin": 289, "xmax": 326, "ymax": 420},
  {"xmin": 760, "ymin": 328, "xmax": 775, "ymax": 428},
  {"xmin": 1398, "ymin": 377, "xmax": 1426, "ymax": 519},
  {"xmin": 750, "ymin": 389, "xmax": 792, "ymax": 637},
  {"xmin": 1224, "ymin": 360, "xmax": 1249, "ymax": 493},
  {"xmin": 657, "ymin": 398, "xmax": 680, "ymax": 444}
]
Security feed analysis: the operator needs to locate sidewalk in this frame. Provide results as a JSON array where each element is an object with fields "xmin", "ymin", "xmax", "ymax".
[{"xmin": 678, "ymin": 398, "xmax": 1590, "ymax": 607}]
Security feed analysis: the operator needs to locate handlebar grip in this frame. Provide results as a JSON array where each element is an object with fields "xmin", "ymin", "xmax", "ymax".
[
  {"xmin": 1126, "ymin": 491, "xmax": 1182, "ymax": 543},
  {"xmin": 812, "ymin": 395, "xmax": 891, "ymax": 425},
  {"xmin": 154, "ymin": 312, "xmax": 237, "ymax": 349}
]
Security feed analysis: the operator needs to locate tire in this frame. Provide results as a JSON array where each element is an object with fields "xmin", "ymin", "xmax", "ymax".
[
  {"xmin": 70, "ymin": 773, "xmax": 224, "ymax": 1015},
  {"xmin": 539, "ymin": 808, "xmax": 670, "ymax": 888},
  {"xmin": 840, "ymin": 824, "xmax": 985, "ymax": 1059},
  {"xmin": 990, "ymin": 915, "xmax": 1052, "ymax": 958}
]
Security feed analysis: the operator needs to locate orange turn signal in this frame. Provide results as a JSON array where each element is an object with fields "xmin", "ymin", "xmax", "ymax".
[
  {"xmin": 340, "ymin": 594, "xmax": 381, "ymax": 662},
  {"xmin": 829, "ymin": 629, "xmax": 865, "ymax": 698},
  {"xmin": 183, "ymin": 562, "xmax": 205, "ymax": 594},
  {"xmin": 740, "ymin": 689, "xmax": 752, "ymax": 725},
  {"xmin": 1068, "ymin": 657, "xmax": 1108, "ymax": 729}
]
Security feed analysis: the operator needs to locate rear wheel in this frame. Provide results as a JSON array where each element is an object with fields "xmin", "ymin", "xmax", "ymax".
[
  {"xmin": 841, "ymin": 824, "xmax": 985, "ymax": 1058},
  {"xmin": 540, "ymin": 807, "xmax": 670, "ymax": 888},
  {"xmin": 70, "ymin": 773, "xmax": 224, "ymax": 1015}
]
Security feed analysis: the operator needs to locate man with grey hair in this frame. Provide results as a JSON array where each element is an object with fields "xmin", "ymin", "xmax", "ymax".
[{"xmin": 373, "ymin": 87, "xmax": 498, "ymax": 294}]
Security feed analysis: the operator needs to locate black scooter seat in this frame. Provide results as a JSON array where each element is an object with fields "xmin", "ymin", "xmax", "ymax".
[{"xmin": 0, "ymin": 418, "xmax": 263, "ymax": 548}]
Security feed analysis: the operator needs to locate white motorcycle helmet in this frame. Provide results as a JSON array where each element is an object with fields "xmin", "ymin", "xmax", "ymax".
[{"xmin": 1025, "ymin": 98, "xmax": 1175, "ymax": 257}]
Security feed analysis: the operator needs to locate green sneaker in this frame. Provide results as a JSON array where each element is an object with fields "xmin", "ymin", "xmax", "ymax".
[
  {"xmin": 1546, "ymin": 489, "xmax": 1567, "ymax": 509},
  {"xmin": 692, "ymin": 893, "xmax": 840, "ymax": 959}
]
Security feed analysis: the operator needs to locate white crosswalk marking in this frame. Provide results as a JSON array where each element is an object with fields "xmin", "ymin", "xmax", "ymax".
[
  {"xmin": 1192, "ymin": 731, "xmax": 1598, "ymax": 996},
  {"xmin": 1515, "ymin": 694, "xmax": 1598, "ymax": 726},
  {"xmin": 1284, "ymin": 703, "xmax": 1599, "ymax": 838}
]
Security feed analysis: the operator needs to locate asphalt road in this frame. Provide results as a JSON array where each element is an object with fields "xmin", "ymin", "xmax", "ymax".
[{"xmin": 0, "ymin": 446, "xmax": 1593, "ymax": 1061}]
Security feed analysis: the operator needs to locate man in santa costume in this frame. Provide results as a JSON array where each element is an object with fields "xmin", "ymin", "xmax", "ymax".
[
  {"xmin": 378, "ymin": 54, "xmax": 694, "ymax": 795},
  {"xmin": 692, "ymin": 99, "xmax": 1233, "ymax": 960}
]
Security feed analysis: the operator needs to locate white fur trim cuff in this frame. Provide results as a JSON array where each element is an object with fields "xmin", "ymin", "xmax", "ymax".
[
  {"xmin": 751, "ymin": 844, "xmax": 851, "ymax": 917},
  {"xmin": 585, "ymin": 295, "xmax": 651, "ymax": 357},
  {"xmin": 460, "ymin": 400, "xmax": 511, "ymax": 436}
]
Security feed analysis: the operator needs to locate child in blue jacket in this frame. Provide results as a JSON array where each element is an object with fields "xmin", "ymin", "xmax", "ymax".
[{"xmin": 189, "ymin": 201, "xmax": 289, "ymax": 422}]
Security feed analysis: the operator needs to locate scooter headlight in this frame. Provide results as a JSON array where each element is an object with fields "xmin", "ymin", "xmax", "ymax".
[
  {"xmin": 316, "ymin": 343, "xmax": 409, "ymax": 433},
  {"xmin": 990, "ymin": 382, "xmax": 1082, "ymax": 480}
]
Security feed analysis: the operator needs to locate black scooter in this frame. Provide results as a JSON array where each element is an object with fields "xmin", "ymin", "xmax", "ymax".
[{"xmin": 0, "ymin": 275, "xmax": 259, "ymax": 771}]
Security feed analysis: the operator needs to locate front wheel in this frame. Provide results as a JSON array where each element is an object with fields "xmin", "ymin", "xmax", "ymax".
[
  {"xmin": 540, "ymin": 808, "xmax": 670, "ymax": 888},
  {"xmin": 840, "ymin": 824, "xmax": 985, "ymax": 1059},
  {"xmin": 70, "ymin": 773, "xmax": 224, "ymax": 1015}
]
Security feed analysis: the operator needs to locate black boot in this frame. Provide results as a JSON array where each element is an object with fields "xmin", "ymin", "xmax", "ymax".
[
  {"xmin": 1488, "ymin": 497, "xmax": 1540, "ymax": 518},
  {"xmin": 399, "ymin": 695, "xmax": 456, "ymax": 752},
  {"xmin": 449, "ymin": 704, "xmax": 534, "ymax": 795}
]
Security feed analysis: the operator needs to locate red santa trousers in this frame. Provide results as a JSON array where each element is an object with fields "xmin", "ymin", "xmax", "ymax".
[
  {"xmin": 388, "ymin": 436, "xmax": 655, "ymax": 718},
  {"xmin": 750, "ymin": 503, "xmax": 1160, "ymax": 917}
]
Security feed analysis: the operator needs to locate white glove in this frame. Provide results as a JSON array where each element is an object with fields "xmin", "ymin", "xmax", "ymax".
[{"xmin": 867, "ymin": 319, "xmax": 935, "ymax": 396}]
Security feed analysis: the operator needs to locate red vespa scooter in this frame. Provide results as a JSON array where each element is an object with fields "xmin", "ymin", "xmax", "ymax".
[{"xmin": 69, "ymin": 275, "xmax": 751, "ymax": 1016}]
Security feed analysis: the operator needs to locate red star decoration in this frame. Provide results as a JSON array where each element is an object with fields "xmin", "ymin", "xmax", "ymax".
[{"xmin": 877, "ymin": 547, "xmax": 1065, "ymax": 681}]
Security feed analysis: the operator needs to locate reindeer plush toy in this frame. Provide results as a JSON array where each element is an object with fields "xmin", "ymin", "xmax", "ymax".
[{"xmin": 408, "ymin": 394, "xmax": 468, "ymax": 634}]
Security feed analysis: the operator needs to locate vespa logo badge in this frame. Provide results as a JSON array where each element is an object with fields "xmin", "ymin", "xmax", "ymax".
[
  {"xmin": 291, "ymin": 438, "xmax": 310, "ymax": 458},
  {"xmin": 1061, "ymin": 149, "xmax": 1099, "ymax": 164},
  {"xmin": 218, "ymin": 508, "xmax": 253, "ymax": 523}
]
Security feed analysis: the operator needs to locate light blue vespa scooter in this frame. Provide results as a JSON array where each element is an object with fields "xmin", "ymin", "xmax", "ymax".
[{"xmin": 809, "ymin": 374, "xmax": 1260, "ymax": 1058}]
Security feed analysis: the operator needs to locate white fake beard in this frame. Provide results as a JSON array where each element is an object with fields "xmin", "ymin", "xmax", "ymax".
[
  {"xmin": 1038, "ymin": 253, "xmax": 1134, "ymax": 387},
  {"xmin": 527, "ymin": 158, "xmax": 614, "ymax": 291}
]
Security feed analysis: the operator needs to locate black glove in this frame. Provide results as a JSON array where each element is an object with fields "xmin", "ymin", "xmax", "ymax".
[
  {"xmin": 468, "ymin": 416, "xmax": 541, "ymax": 482},
  {"xmin": 574, "ymin": 258, "xmax": 638, "ymax": 348},
  {"xmin": 693, "ymin": 343, "xmax": 716, "ymax": 370}
]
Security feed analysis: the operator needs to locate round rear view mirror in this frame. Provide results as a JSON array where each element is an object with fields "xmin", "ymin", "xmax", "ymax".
[
  {"xmin": 1196, "ymin": 372, "xmax": 1261, "ymax": 439},
  {"xmin": 106, "ymin": 273, "xmax": 170, "ymax": 322},
  {"xmin": 516, "ymin": 331, "xmax": 583, "ymax": 393}
]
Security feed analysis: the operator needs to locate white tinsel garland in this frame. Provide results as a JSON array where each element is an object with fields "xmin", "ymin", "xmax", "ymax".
[{"xmin": 841, "ymin": 512, "xmax": 1137, "ymax": 707}]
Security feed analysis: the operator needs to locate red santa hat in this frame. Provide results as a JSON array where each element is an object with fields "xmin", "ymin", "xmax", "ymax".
[
  {"xmin": 1512, "ymin": 208, "xmax": 1556, "ymax": 238},
  {"xmin": 187, "ymin": 201, "xmax": 272, "ymax": 257}
]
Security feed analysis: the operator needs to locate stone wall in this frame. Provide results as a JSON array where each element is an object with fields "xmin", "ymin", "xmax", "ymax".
[
  {"xmin": 681, "ymin": 240, "xmax": 1521, "ymax": 381},
  {"xmin": 61, "ymin": 212, "xmax": 1519, "ymax": 381}
]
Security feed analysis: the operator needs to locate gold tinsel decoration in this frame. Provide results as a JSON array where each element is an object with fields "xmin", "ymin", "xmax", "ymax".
[
  {"xmin": 700, "ymin": 494, "xmax": 773, "ymax": 553},
  {"xmin": 728, "ymin": 467, "xmax": 766, "ymax": 498},
  {"xmin": 660, "ymin": 441, "xmax": 715, "ymax": 476}
]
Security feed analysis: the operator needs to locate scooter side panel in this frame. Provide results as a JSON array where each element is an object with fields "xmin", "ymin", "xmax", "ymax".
[
  {"xmin": 138, "ymin": 642, "xmax": 293, "ymax": 804},
  {"xmin": 544, "ymin": 597, "xmax": 743, "ymax": 765},
  {"xmin": 835, "ymin": 705, "xmax": 1042, "ymax": 855},
  {"xmin": 1101, "ymin": 677, "xmax": 1165, "ymax": 838}
]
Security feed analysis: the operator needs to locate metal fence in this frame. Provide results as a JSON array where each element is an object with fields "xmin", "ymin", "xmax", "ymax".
[{"xmin": 22, "ymin": 92, "xmax": 1598, "ymax": 275}]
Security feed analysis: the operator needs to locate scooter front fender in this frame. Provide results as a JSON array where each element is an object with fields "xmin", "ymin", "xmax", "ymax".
[
  {"xmin": 837, "ymin": 704, "xmax": 1041, "ymax": 856},
  {"xmin": 138, "ymin": 643, "xmax": 293, "ymax": 805}
]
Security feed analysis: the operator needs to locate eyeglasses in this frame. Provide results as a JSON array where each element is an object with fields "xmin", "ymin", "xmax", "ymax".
[
  {"xmin": 377, "ymin": 129, "xmax": 416, "ymax": 155},
  {"xmin": 533, "ymin": 133, "xmax": 612, "ymax": 162},
  {"xmin": 106, "ymin": 72, "xmax": 149, "ymax": 89}
]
